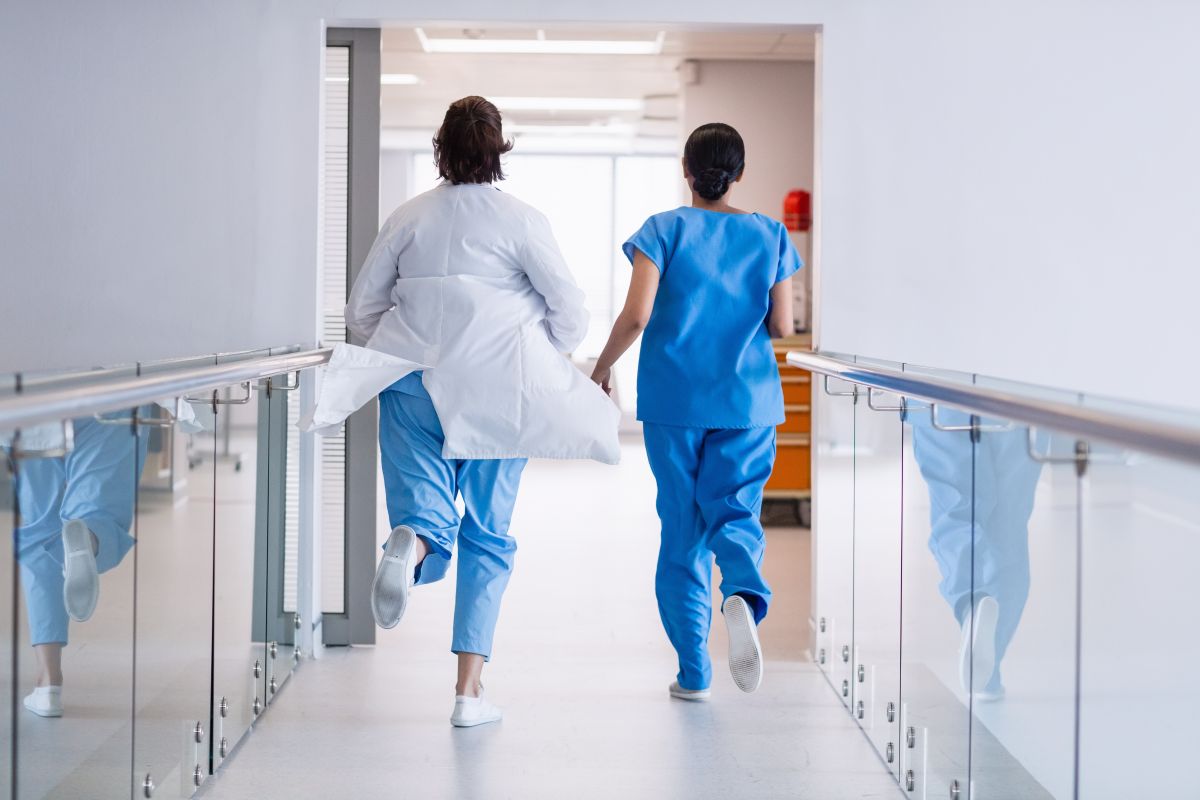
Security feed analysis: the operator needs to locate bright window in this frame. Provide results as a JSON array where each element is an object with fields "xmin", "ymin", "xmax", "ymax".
[{"xmin": 398, "ymin": 150, "xmax": 681, "ymax": 413}]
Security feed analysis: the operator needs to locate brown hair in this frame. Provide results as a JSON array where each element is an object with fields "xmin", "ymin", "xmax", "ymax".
[{"xmin": 433, "ymin": 96, "xmax": 513, "ymax": 184}]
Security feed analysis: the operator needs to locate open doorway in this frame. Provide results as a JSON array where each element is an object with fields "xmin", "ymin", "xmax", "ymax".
[
  {"xmin": 374, "ymin": 24, "xmax": 818, "ymax": 427},
  {"xmin": 319, "ymin": 23, "xmax": 820, "ymax": 647}
]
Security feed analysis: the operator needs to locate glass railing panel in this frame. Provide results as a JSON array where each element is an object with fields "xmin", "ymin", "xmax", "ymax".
[
  {"xmin": 211, "ymin": 380, "xmax": 268, "ymax": 772},
  {"xmin": 812, "ymin": 375, "xmax": 856, "ymax": 699},
  {"xmin": 900, "ymin": 394, "xmax": 973, "ymax": 797},
  {"xmin": 967, "ymin": 418, "xmax": 1079, "ymax": 799},
  {"xmin": 264, "ymin": 374, "xmax": 302, "ymax": 702},
  {"xmin": 1076, "ymin": 419, "xmax": 1200, "ymax": 797},
  {"xmin": 12, "ymin": 409, "xmax": 141, "ymax": 798},
  {"xmin": 133, "ymin": 396, "xmax": 216, "ymax": 798},
  {"xmin": 852, "ymin": 384, "xmax": 904, "ymax": 779},
  {"xmin": 2, "ymin": 421, "xmax": 16, "ymax": 796}
]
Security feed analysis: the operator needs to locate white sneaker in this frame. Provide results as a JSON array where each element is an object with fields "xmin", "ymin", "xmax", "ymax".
[
  {"xmin": 450, "ymin": 692, "xmax": 503, "ymax": 728},
  {"xmin": 669, "ymin": 681, "xmax": 711, "ymax": 702},
  {"xmin": 62, "ymin": 519, "xmax": 99, "ymax": 622},
  {"xmin": 959, "ymin": 595, "xmax": 999, "ymax": 696},
  {"xmin": 371, "ymin": 525, "xmax": 418, "ymax": 629},
  {"xmin": 722, "ymin": 595, "xmax": 763, "ymax": 693},
  {"xmin": 24, "ymin": 686, "xmax": 63, "ymax": 718}
]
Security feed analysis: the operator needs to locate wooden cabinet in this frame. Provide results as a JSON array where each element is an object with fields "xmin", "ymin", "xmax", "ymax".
[{"xmin": 765, "ymin": 336, "xmax": 812, "ymax": 523}]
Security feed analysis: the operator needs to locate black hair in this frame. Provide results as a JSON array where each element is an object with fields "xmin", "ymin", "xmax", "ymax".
[
  {"xmin": 433, "ymin": 96, "xmax": 514, "ymax": 184},
  {"xmin": 684, "ymin": 122, "xmax": 745, "ymax": 201}
]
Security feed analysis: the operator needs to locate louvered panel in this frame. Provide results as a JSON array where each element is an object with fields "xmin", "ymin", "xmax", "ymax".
[
  {"xmin": 283, "ymin": 388, "xmax": 301, "ymax": 612},
  {"xmin": 320, "ymin": 46, "xmax": 349, "ymax": 614}
]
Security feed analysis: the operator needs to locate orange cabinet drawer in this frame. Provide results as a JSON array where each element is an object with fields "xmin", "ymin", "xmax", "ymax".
[
  {"xmin": 778, "ymin": 405, "xmax": 811, "ymax": 434},
  {"xmin": 766, "ymin": 436, "xmax": 811, "ymax": 492},
  {"xmin": 782, "ymin": 377, "xmax": 811, "ymax": 404}
]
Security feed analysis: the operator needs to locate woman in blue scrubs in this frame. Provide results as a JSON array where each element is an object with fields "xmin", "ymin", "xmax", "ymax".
[{"xmin": 592, "ymin": 123, "xmax": 802, "ymax": 698}]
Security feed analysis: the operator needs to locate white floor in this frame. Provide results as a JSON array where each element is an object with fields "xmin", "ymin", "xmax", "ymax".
[{"xmin": 200, "ymin": 441, "xmax": 902, "ymax": 800}]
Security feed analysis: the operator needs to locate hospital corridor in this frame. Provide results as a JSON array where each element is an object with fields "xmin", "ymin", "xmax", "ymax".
[
  {"xmin": 3, "ymin": 3, "xmax": 1200, "ymax": 800},
  {"xmin": 197, "ymin": 445, "xmax": 895, "ymax": 799}
]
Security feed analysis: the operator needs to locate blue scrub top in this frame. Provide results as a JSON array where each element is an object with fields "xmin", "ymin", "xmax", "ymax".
[{"xmin": 624, "ymin": 207, "xmax": 803, "ymax": 429}]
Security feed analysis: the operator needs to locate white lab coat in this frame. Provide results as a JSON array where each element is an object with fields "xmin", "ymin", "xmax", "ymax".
[{"xmin": 319, "ymin": 182, "xmax": 619, "ymax": 464}]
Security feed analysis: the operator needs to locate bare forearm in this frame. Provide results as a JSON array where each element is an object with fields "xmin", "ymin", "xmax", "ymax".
[{"xmin": 594, "ymin": 314, "xmax": 645, "ymax": 375}]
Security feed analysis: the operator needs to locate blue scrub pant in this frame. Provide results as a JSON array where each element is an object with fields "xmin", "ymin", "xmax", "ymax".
[
  {"xmin": 910, "ymin": 410, "xmax": 1043, "ymax": 687},
  {"xmin": 643, "ymin": 423, "xmax": 775, "ymax": 691},
  {"xmin": 378, "ymin": 377, "xmax": 526, "ymax": 661},
  {"xmin": 14, "ymin": 414, "xmax": 145, "ymax": 646}
]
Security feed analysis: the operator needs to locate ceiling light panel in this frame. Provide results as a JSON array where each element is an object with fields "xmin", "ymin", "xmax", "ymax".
[
  {"xmin": 491, "ymin": 96, "xmax": 645, "ymax": 112},
  {"xmin": 414, "ymin": 28, "xmax": 664, "ymax": 55},
  {"xmin": 381, "ymin": 73, "xmax": 421, "ymax": 85}
]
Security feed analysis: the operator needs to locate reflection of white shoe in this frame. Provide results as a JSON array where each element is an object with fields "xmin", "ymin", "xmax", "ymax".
[
  {"xmin": 723, "ymin": 595, "xmax": 763, "ymax": 693},
  {"xmin": 62, "ymin": 519, "xmax": 99, "ymax": 622},
  {"xmin": 450, "ymin": 692, "xmax": 503, "ymax": 728},
  {"xmin": 959, "ymin": 595, "xmax": 999, "ymax": 696},
  {"xmin": 24, "ymin": 686, "xmax": 63, "ymax": 718},
  {"xmin": 371, "ymin": 526, "xmax": 417, "ymax": 629},
  {"xmin": 974, "ymin": 682, "xmax": 1007, "ymax": 703},
  {"xmin": 669, "ymin": 681, "xmax": 711, "ymax": 702}
]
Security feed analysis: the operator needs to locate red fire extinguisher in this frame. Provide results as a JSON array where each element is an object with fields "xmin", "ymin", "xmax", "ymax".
[{"xmin": 783, "ymin": 189, "xmax": 811, "ymax": 232}]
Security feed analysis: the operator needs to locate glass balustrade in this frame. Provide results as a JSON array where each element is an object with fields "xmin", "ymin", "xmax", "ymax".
[
  {"xmin": 0, "ymin": 356, "xmax": 321, "ymax": 799},
  {"xmin": 807, "ymin": 354, "xmax": 1200, "ymax": 799}
]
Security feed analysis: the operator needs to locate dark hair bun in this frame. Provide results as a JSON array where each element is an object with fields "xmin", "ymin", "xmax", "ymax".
[
  {"xmin": 693, "ymin": 167, "xmax": 732, "ymax": 202},
  {"xmin": 684, "ymin": 122, "xmax": 745, "ymax": 202}
]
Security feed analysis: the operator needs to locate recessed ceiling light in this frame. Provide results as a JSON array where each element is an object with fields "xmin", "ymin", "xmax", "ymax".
[
  {"xmin": 507, "ymin": 123, "xmax": 637, "ymax": 137},
  {"xmin": 414, "ymin": 28, "xmax": 665, "ymax": 55},
  {"xmin": 381, "ymin": 73, "xmax": 421, "ymax": 86},
  {"xmin": 491, "ymin": 96, "xmax": 644, "ymax": 112}
]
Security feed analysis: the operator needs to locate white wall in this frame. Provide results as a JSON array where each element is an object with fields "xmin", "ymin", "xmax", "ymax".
[
  {"xmin": 4, "ymin": 1, "xmax": 1198, "ymax": 413},
  {"xmin": 681, "ymin": 60, "xmax": 815, "ymax": 222},
  {"xmin": 0, "ymin": 2, "xmax": 323, "ymax": 373}
]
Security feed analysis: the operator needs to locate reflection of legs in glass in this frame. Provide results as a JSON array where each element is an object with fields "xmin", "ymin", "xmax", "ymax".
[
  {"xmin": 911, "ymin": 414, "xmax": 1043, "ymax": 699},
  {"xmin": 62, "ymin": 518, "xmax": 100, "ymax": 621},
  {"xmin": 15, "ymin": 414, "xmax": 144, "ymax": 715},
  {"xmin": 24, "ymin": 645, "xmax": 65, "ymax": 717}
]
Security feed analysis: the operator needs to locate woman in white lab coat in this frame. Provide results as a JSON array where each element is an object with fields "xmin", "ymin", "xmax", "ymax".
[{"xmin": 344, "ymin": 96, "xmax": 608, "ymax": 728}]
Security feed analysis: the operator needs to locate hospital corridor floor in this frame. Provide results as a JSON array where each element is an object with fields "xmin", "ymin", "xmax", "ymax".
[{"xmin": 199, "ymin": 441, "xmax": 900, "ymax": 800}]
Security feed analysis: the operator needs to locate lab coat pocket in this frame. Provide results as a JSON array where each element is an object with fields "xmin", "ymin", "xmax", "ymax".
[{"xmin": 519, "ymin": 321, "xmax": 575, "ymax": 392}]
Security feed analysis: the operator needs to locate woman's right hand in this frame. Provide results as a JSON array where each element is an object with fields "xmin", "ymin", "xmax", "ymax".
[{"xmin": 591, "ymin": 366, "xmax": 612, "ymax": 396}]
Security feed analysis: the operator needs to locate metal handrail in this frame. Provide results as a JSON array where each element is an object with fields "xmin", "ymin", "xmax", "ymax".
[
  {"xmin": 0, "ymin": 348, "xmax": 331, "ymax": 431},
  {"xmin": 788, "ymin": 351, "xmax": 1200, "ymax": 466}
]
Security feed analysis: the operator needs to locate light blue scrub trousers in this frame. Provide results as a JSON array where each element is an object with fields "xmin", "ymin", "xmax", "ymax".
[
  {"xmin": 378, "ymin": 374, "xmax": 526, "ymax": 661},
  {"xmin": 910, "ymin": 409, "xmax": 1044, "ymax": 690},
  {"xmin": 643, "ymin": 423, "xmax": 775, "ymax": 691},
  {"xmin": 14, "ymin": 414, "xmax": 145, "ymax": 646}
]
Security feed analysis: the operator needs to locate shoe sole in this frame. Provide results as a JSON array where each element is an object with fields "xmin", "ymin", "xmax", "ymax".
[
  {"xmin": 62, "ymin": 519, "xmax": 99, "ymax": 623},
  {"xmin": 371, "ymin": 526, "xmax": 416, "ymax": 629},
  {"xmin": 723, "ymin": 596, "xmax": 763, "ymax": 693},
  {"xmin": 450, "ymin": 713, "xmax": 503, "ymax": 728},
  {"xmin": 960, "ymin": 596, "xmax": 999, "ymax": 694},
  {"xmin": 23, "ymin": 698, "xmax": 63, "ymax": 718}
]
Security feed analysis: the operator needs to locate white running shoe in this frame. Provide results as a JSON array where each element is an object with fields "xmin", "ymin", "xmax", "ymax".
[
  {"xmin": 62, "ymin": 519, "xmax": 99, "ymax": 622},
  {"xmin": 669, "ymin": 681, "xmax": 711, "ymax": 702},
  {"xmin": 24, "ymin": 686, "xmax": 63, "ymax": 718},
  {"xmin": 371, "ymin": 525, "xmax": 418, "ymax": 629},
  {"xmin": 722, "ymin": 595, "xmax": 763, "ymax": 693},
  {"xmin": 959, "ymin": 595, "xmax": 999, "ymax": 697},
  {"xmin": 450, "ymin": 692, "xmax": 503, "ymax": 728}
]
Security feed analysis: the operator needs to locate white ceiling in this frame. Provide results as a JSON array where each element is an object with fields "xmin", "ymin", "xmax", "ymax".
[{"xmin": 377, "ymin": 25, "xmax": 816, "ymax": 149}]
